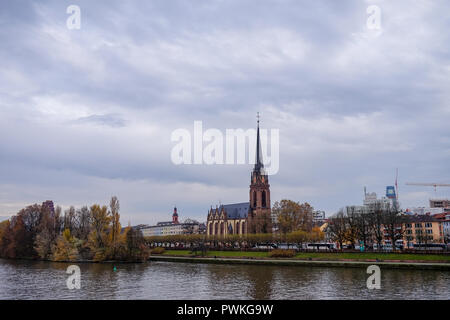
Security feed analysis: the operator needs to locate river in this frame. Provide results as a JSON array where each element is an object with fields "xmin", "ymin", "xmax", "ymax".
[{"xmin": 0, "ymin": 259, "xmax": 448, "ymax": 299}]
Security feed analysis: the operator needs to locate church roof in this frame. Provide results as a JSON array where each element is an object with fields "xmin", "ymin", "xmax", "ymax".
[{"xmin": 219, "ymin": 202, "xmax": 250, "ymax": 219}]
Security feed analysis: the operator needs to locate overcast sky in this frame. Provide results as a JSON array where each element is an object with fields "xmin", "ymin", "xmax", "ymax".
[{"xmin": 1, "ymin": 0, "xmax": 449, "ymax": 225}]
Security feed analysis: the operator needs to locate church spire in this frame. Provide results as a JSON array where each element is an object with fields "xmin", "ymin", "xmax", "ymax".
[{"xmin": 254, "ymin": 112, "xmax": 264, "ymax": 173}]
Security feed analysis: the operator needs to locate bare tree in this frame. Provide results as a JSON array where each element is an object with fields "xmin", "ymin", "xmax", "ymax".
[
  {"xmin": 356, "ymin": 211, "xmax": 372, "ymax": 249},
  {"xmin": 63, "ymin": 206, "xmax": 76, "ymax": 233},
  {"xmin": 367, "ymin": 202, "xmax": 385, "ymax": 251},
  {"xmin": 327, "ymin": 209, "xmax": 348, "ymax": 250},
  {"xmin": 345, "ymin": 206, "xmax": 360, "ymax": 249},
  {"xmin": 109, "ymin": 196, "xmax": 121, "ymax": 258},
  {"xmin": 74, "ymin": 206, "xmax": 91, "ymax": 240},
  {"xmin": 382, "ymin": 202, "xmax": 406, "ymax": 251}
]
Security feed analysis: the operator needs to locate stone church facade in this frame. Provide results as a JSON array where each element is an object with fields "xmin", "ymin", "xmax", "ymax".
[{"xmin": 206, "ymin": 118, "xmax": 272, "ymax": 236}]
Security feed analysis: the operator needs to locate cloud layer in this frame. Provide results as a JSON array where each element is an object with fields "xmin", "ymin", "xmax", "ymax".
[{"xmin": 1, "ymin": 0, "xmax": 449, "ymax": 224}]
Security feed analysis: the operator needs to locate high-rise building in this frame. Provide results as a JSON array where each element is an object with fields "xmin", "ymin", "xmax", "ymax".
[{"xmin": 346, "ymin": 187, "xmax": 395, "ymax": 215}]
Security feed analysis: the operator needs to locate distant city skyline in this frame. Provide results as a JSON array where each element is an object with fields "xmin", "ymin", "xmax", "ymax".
[{"xmin": 1, "ymin": 1, "xmax": 450, "ymax": 225}]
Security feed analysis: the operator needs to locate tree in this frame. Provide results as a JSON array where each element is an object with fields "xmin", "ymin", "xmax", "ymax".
[
  {"xmin": 0, "ymin": 220, "xmax": 12, "ymax": 258},
  {"xmin": 15, "ymin": 204, "xmax": 42, "ymax": 258},
  {"xmin": 367, "ymin": 202, "xmax": 385, "ymax": 251},
  {"xmin": 1, "ymin": 199, "xmax": 133, "ymax": 262},
  {"xmin": 327, "ymin": 210, "xmax": 347, "ymax": 250},
  {"xmin": 310, "ymin": 227, "xmax": 325, "ymax": 244},
  {"xmin": 273, "ymin": 200, "xmax": 314, "ymax": 236},
  {"xmin": 89, "ymin": 204, "xmax": 110, "ymax": 248},
  {"xmin": 63, "ymin": 206, "xmax": 76, "ymax": 234},
  {"xmin": 382, "ymin": 202, "xmax": 405, "ymax": 251},
  {"xmin": 87, "ymin": 204, "xmax": 111, "ymax": 261},
  {"xmin": 74, "ymin": 206, "xmax": 91, "ymax": 240},
  {"xmin": 287, "ymin": 230, "xmax": 309, "ymax": 250},
  {"xmin": 109, "ymin": 196, "xmax": 121, "ymax": 259},
  {"xmin": 355, "ymin": 211, "xmax": 372, "ymax": 249},
  {"xmin": 345, "ymin": 206, "xmax": 360, "ymax": 249},
  {"xmin": 52, "ymin": 229, "xmax": 79, "ymax": 262},
  {"xmin": 125, "ymin": 227, "xmax": 149, "ymax": 262},
  {"xmin": 34, "ymin": 203, "xmax": 61, "ymax": 260}
]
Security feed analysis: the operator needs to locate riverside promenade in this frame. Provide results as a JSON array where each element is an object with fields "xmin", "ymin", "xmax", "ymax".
[{"xmin": 148, "ymin": 255, "xmax": 450, "ymax": 271}]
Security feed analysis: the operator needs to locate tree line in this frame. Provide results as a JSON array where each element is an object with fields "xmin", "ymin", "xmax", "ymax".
[
  {"xmin": 146, "ymin": 230, "xmax": 324, "ymax": 250},
  {"xmin": 326, "ymin": 202, "xmax": 407, "ymax": 250},
  {"xmin": 0, "ymin": 197, "xmax": 149, "ymax": 262}
]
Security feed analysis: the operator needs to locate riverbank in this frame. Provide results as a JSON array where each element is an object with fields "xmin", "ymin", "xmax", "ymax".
[{"xmin": 149, "ymin": 250, "xmax": 450, "ymax": 270}]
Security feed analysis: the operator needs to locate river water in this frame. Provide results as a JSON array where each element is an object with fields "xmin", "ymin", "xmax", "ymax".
[{"xmin": 0, "ymin": 259, "xmax": 448, "ymax": 299}]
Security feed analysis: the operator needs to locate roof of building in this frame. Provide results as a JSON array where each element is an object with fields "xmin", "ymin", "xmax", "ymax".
[
  {"xmin": 405, "ymin": 215, "xmax": 440, "ymax": 223},
  {"xmin": 183, "ymin": 218, "xmax": 199, "ymax": 224},
  {"xmin": 433, "ymin": 212, "xmax": 450, "ymax": 220},
  {"xmin": 156, "ymin": 221, "xmax": 175, "ymax": 226},
  {"xmin": 220, "ymin": 202, "xmax": 250, "ymax": 219}
]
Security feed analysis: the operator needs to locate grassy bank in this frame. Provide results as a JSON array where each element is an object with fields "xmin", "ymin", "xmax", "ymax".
[{"xmin": 160, "ymin": 250, "xmax": 450, "ymax": 262}]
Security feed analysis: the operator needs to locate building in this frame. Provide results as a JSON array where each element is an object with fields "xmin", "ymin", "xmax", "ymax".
[
  {"xmin": 41, "ymin": 200, "xmax": 55, "ymax": 215},
  {"xmin": 404, "ymin": 207, "xmax": 445, "ymax": 216},
  {"xmin": 433, "ymin": 212, "xmax": 450, "ymax": 242},
  {"xmin": 429, "ymin": 199, "xmax": 450, "ymax": 209},
  {"xmin": 402, "ymin": 215, "xmax": 444, "ymax": 247},
  {"xmin": 313, "ymin": 210, "xmax": 326, "ymax": 226},
  {"xmin": 206, "ymin": 118, "xmax": 272, "ymax": 237},
  {"xmin": 346, "ymin": 188, "xmax": 394, "ymax": 215},
  {"xmin": 141, "ymin": 207, "xmax": 202, "ymax": 237},
  {"xmin": 404, "ymin": 198, "xmax": 449, "ymax": 216}
]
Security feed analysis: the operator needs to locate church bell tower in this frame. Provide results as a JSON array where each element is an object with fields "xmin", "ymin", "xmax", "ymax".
[{"xmin": 248, "ymin": 113, "xmax": 271, "ymax": 233}]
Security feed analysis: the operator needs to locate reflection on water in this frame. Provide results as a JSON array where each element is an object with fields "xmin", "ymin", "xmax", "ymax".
[{"xmin": 0, "ymin": 259, "xmax": 449, "ymax": 300}]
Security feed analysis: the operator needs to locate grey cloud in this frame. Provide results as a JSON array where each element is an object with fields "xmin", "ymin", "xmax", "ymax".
[
  {"xmin": 74, "ymin": 114, "xmax": 127, "ymax": 127},
  {"xmin": 0, "ymin": 0, "xmax": 449, "ymax": 224}
]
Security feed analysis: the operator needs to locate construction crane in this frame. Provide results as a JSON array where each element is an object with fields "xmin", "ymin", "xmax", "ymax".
[{"xmin": 405, "ymin": 182, "xmax": 450, "ymax": 192}]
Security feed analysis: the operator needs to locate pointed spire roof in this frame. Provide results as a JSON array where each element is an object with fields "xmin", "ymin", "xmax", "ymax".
[{"xmin": 254, "ymin": 112, "xmax": 264, "ymax": 173}]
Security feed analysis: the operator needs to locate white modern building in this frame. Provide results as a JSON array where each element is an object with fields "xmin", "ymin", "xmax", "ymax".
[
  {"xmin": 313, "ymin": 210, "xmax": 326, "ymax": 225},
  {"xmin": 346, "ymin": 187, "xmax": 398, "ymax": 215}
]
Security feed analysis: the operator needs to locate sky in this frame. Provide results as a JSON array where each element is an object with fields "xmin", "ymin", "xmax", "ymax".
[{"xmin": 1, "ymin": 0, "xmax": 449, "ymax": 225}]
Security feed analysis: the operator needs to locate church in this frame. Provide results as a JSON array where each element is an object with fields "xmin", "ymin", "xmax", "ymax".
[{"xmin": 206, "ymin": 117, "xmax": 272, "ymax": 236}]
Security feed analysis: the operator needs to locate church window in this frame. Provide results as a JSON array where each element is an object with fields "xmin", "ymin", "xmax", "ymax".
[{"xmin": 262, "ymin": 191, "xmax": 266, "ymax": 208}]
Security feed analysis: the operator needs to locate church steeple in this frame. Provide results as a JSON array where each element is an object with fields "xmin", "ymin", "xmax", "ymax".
[
  {"xmin": 254, "ymin": 112, "xmax": 264, "ymax": 173},
  {"xmin": 172, "ymin": 207, "xmax": 179, "ymax": 224},
  {"xmin": 250, "ymin": 112, "xmax": 270, "ymax": 210},
  {"xmin": 248, "ymin": 112, "xmax": 272, "ymax": 233}
]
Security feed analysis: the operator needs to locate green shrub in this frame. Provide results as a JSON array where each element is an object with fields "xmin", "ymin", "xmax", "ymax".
[
  {"xmin": 150, "ymin": 247, "xmax": 165, "ymax": 255},
  {"xmin": 268, "ymin": 249, "xmax": 295, "ymax": 258}
]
